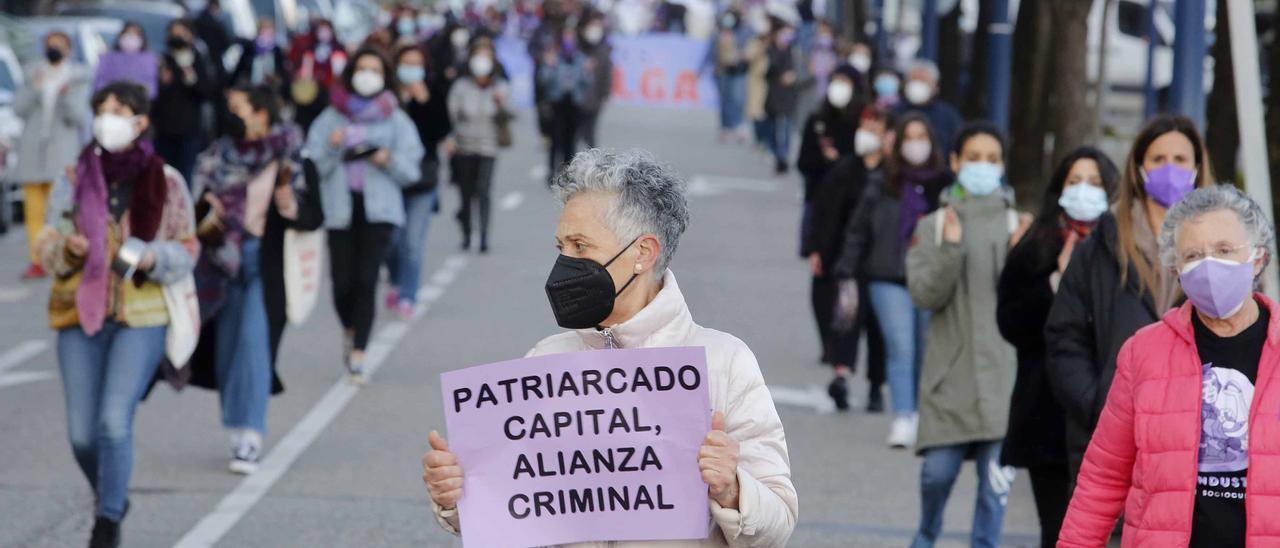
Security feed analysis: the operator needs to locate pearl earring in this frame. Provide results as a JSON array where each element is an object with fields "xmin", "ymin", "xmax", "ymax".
[{"xmin": 634, "ymin": 264, "xmax": 643, "ymax": 273}]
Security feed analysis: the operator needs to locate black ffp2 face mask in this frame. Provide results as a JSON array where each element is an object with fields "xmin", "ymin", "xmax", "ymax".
[{"xmin": 545, "ymin": 238, "xmax": 640, "ymax": 330}]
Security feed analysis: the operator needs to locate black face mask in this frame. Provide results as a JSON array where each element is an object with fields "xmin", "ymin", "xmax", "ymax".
[
  {"xmin": 45, "ymin": 48, "xmax": 64, "ymax": 64},
  {"xmin": 545, "ymin": 238, "xmax": 640, "ymax": 329},
  {"xmin": 221, "ymin": 107, "xmax": 247, "ymax": 140}
]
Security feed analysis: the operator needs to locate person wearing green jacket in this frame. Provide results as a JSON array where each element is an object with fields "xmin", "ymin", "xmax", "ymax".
[{"xmin": 904, "ymin": 122, "xmax": 1030, "ymax": 548}]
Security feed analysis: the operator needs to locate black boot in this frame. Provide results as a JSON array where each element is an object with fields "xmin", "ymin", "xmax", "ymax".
[
  {"xmin": 866, "ymin": 384, "xmax": 885, "ymax": 413},
  {"xmin": 827, "ymin": 375, "xmax": 849, "ymax": 412},
  {"xmin": 89, "ymin": 516, "xmax": 120, "ymax": 548},
  {"xmin": 479, "ymin": 233, "xmax": 489, "ymax": 254}
]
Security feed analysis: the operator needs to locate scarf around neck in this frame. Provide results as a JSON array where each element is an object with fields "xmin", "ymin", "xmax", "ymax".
[{"xmin": 74, "ymin": 140, "xmax": 167, "ymax": 335}]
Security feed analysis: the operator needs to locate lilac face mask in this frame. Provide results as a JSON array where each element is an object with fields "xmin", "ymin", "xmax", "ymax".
[
  {"xmin": 1143, "ymin": 163, "xmax": 1196, "ymax": 208},
  {"xmin": 1179, "ymin": 251, "xmax": 1258, "ymax": 319}
]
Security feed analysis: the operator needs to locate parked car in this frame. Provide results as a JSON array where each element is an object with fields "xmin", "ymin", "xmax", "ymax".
[
  {"xmin": 7, "ymin": 16, "xmax": 120, "ymax": 69},
  {"xmin": 0, "ymin": 43, "xmax": 23, "ymax": 233},
  {"xmin": 56, "ymin": 0, "xmax": 186, "ymax": 52}
]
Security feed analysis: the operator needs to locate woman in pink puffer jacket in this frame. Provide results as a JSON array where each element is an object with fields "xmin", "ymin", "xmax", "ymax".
[{"xmin": 1059, "ymin": 186, "xmax": 1280, "ymax": 547}]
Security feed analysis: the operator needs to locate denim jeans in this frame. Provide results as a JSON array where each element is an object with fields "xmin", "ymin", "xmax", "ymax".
[
  {"xmin": 912, "ymin": 440, "xmax": 1014, "ymax": 548},
  {"xmin": 385, "ymin": 190, "xmax": 437, "ymax": 305},
  {"xmin": 57, "ymin": 321, "xmax": 167, "ymax": 521},
  {"xmin": 868, "ymin": 281, "xmax": 928, "ymax": 415},
  {"xmin": 716, "ymin": 73, "xmax": 747, "ymax": 131},
  {"xmin": 769, "ymin": 114, "xmax": 794, "ymax": 165},
  {"xmin": 214, "ymin": 238, "xmax": 271, "ymax": 434}
]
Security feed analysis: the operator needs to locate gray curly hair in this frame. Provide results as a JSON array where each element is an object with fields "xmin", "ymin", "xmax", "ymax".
[
  {"xmin": 1158, "ymin": 185, "xmax": 1275, "ymax": 275},
  {"xmin": 552, "ymin": 149, "xmax": 691, "ymax": 278}
]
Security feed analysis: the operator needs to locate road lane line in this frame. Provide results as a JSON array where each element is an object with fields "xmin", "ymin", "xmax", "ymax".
[
  {"xmin": 174, "ymin": 255, "xmax": 470, "ymax": 548},
  {"xmin": 768, "ymin": 385, "xmax": 837, "ymax": 414},
  {"xmin": 0, "ymin": 285, "xmax": 31, "ymax": 303},
  {"xmin": 0, "ymin": 371, "xmax": 55, "ymax": 388},
  {"xmin": 499, "ymin": 191, "xmax": 525, "ymax": 211},
  {"xmin": 0, "ymin": 340, "xmax": 49, "ymax": 374}
]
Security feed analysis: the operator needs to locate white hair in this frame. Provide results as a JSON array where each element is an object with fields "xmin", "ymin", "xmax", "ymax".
[
  {"xmin": 1158, "ymin": 185, "xmax": 1275, "ymax": 274},
  {"xmin": 909, "ymin": 58, "xmax": 940, "ymax": 83},
  {"xmin": 553, "ymin": 149, "xmax": 691, "ymax": 277}
]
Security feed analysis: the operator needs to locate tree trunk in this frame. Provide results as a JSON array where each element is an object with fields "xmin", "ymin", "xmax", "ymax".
[
  {"xmin": 963, "ymin": 0, "xmax": 994, "ymax": 120},
  {"xmin": 849, "ymin": 0, "xmax": 869, "ymax": 42},
  {"xmin": 1205, "ymin": 0, "xmax": 1239, "ymax": 184},
  {"xmin": 1047, "ymin": 0, "xmax": 1095, "ymax": 166},
  {"xmin": 938, "ymin": 3, "xmax": 966, "ymax": 108},
  {"xmin": 1007, "ymin": 0, "xmax": 1054, "ymax": 204}
]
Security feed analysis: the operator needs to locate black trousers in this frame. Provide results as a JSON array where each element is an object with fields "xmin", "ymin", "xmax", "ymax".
[
  {"xmin": 453, "ymin": 154, "xmax": 496, "ymax": 244},
  {"xmin": 548, "ymin": 99, "xmax": 582, "ymax": 181},
  {"xmin": 811, "ymin": 275, "xmax": 886, "ymax": 386},
  {"xmin": 1028, "ymin": 463, "xmax": 1070, "ymax": 548},
  {"xmin": 579, "ymin": 108, "xmax": 600, "ymax": 148},
  {"xmin": 327, "ymin": 194, "xmax": 393, "ymax": 350}
]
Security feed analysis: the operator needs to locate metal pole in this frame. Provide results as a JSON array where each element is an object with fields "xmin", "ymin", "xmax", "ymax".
[
  {"xmin": 874, "ymin": 0, "xmax": 890, "ymax": 60},
  {"xmin": 1226, "ymin": 0, "xmax": 1279, "ymax": 299},
  {"xmin": 1142, "ymin": 0, "xmax": 1159, "ymax": 119},
  {"xmin": 1094, "ymin": 0, "xmax": 1115, "ymax": 138},
  {"xmin": 920, "ymin": 0, "xmax": 938, "ymax": 61},
  {"xmin": 984, "ymin": 0, "xmax": 1012, "ymax": 132},
  {"xmin": 1169, "ymin": 0, "xmax": 1207, "ymax": 129}
]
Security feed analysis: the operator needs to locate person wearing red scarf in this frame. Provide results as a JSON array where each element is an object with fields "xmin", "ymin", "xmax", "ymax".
[
  {"xmin": 34, "ymin": 82, "xmax": 199, "ymax": 548},
  {"xmin": 994, "ymin": 147, "xmax": 1119, "ymax": 548}
]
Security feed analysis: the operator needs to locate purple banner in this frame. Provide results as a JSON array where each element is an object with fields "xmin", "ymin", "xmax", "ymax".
[{"xmin": 441, "ymin": 346, "xmax": 712, "ymax": 547}]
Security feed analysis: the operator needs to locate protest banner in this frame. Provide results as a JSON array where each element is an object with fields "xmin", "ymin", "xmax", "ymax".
[
  {"xmin": 494, "ymin": 34, "xmax": 716, "ymax": 111},
  {"xmin": 440, "ymin": 346, "xmax": 712, "ymax": 547}
]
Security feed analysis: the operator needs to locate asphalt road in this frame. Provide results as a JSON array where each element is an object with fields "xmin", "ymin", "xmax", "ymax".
[{"xmin": 0, "ymin": 105, "xmax": 1041, "ymax": 547}]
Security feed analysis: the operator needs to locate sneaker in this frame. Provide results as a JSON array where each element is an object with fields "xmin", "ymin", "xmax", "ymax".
[
  {"xmin": 887, "ymin": 415, "xmax": 918, "ymax": 449},
  {"xmin": 866, "ymin": 385, "xmax": 885, "ymax": 414},
  {"xmin": 396, "ymin": 301, "xmax": 415, "ymax": 322},
  {"xmin": 229, "ymin": 440, "xmax": 261, "ymax": 475},
  {"xmin": 21, "ymin": 263, "xmax": 46, "ymax": 280},
  {"xmin": 89, "ymin": 516, "xmax": 121, "ymax": 548},
  {"xmin": 826, "ymin": 376, "xmax": 849, "ymax": 411},
  {"xmin": 384, "ymin": 288, "xmax": 400, "ymax": 311},
  {"xmin": 346, "ymin": 357, "xmax": 366, "ymax": 385}
]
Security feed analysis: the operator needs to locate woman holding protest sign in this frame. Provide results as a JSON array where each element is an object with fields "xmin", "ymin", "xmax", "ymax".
[{"xmin": 422, "ymin": 149, "xmax": 798, "ymax": 546}]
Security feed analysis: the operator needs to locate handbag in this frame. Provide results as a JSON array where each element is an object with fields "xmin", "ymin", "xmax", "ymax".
[
  {"xmin": 495, "ymin": 107, "xmax": 515, "ymax": 149},
  {"xmin": 283, "ymin": 228, "xmax": 323, "ymax": 325},
  {"xmin": 162, "ymin": 274, "xmax": 201, "ymax": 368},
  {"xmin": 831, "ymin": 278, "xmax": 858, "ymax": 334}
]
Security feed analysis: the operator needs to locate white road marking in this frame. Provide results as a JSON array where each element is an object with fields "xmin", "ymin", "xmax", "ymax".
[
  {"xmin": 499, "ymin": 191, "xmax": 525, "ymax": 211},
  {"xmin": 529, "ymin": 164, "xmax": 548, "ymax": 181},
  {"xmin": 687, "ymin": 175, "xmax": 782, "ymax": 197},
  {"xmin": 768, "ymin": 384, "xmax": 838, "ymax": 414},
  {"xmin": 174, "ymin": 255, "xmax": 470, "ymax": 548},
  {"xmin": 0, "ymin": 285, "xmax": 31, "ymax": 303},
  {"xmin": 0, "ymin": 371, "xmax": 55, "ymax": 388},
  {"xmin": 0, "ymin": 340, "xmax": 49, "ymax": 374}
]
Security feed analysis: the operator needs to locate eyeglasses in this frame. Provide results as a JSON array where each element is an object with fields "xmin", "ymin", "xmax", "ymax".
[{"xmin": 1180, "ymin": 243, "xmax": 1254, "ymax": 265}]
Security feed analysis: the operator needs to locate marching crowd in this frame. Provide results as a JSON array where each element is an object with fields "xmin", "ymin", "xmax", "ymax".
[{"xmin": 8, "ymin": 0, "xmax": 1280, "ymax": 547}]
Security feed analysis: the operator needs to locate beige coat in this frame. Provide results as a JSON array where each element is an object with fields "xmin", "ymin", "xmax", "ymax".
[
  {"xmin": 432, "ymin": 271, "xmax": 798, "ymax": 547},
  {"xmin": 744, "ymin": 39, "xmax": 769, "ymax": 122}
]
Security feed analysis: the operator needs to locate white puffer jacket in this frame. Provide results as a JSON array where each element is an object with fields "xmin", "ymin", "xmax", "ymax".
[{"xmin": 433, "ymin": 271, "xmax": 797, "ymax": 547}]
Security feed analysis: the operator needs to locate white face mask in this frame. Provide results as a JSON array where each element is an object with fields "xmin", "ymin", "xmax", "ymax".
[
  {"xmin": 1057, "ymin": 183, "xmax": 1109, "ymax": 222},
  {"xmin": 849, "ymin": 52, "xmax": 871, "ymax": 74},
  {"xmin": 352, "ymin": 69, "xmax": 385, "ymax": 96},
  {"xmin": 826, "ymin": 80, "xmax": 854, "ymax": 109},
  {"xmin": 451, "ymin": 29, "xmax": 470, "ymax": 49},
  {"xmin": 900, "ymin": 138, "xmax": 932, "ymax": 166},
  {"xmin": 174, "ymin": 50, "xmax": 195, "ymax": 67},
  {"xmin": 904, "ymin": 79, "xmax": 932, "ymax": 105},
  {"xmin": 119, "ymin": 33, "xmax": 144, "ymax": 53},
  {"xmin": 583, "ymin": 26, "xmax": 604, "ymax": 45},
  {"xmin": 854, "ymin": 129, "xmax": 881, "ymax": 156},
  {"xmin": 93, "ymin": 113, "xmax": 139, "ymax": 152},
  {"xmin": 469, "ymin": 55, "xmax": 494, "ymax": 78}
]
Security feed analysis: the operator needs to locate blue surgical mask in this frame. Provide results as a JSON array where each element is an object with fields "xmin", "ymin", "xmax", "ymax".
[
  {"xmin": 397, "ymin": 65, "xmax": 426, "ymax": 84},
  {"xmin": 874, "ymin": 75, "xmax": 899, "ymax": 98},
  {"xmin": 397, "ymin": 18, "xmax": 416, "ymax": 36},
  {"xmin": 957, "ymin": 162, "xmax": 1004, "ymax": 196},
  {"xmin": 1057, "ymin": 183, "xmax": 1109, "ymax": 222}
]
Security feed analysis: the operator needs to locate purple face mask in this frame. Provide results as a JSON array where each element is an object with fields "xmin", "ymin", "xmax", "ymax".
[
  {"xmin": 1179, "ymin": 253, "xmax": 1257, "ymax": 319},
  {"xmin": 1143, "ymin": 163, "xmax": 1196, "ymax": 208}
]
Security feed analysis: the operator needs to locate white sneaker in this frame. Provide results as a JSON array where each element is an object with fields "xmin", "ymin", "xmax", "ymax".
[
  {"xmin": 229, "ymin": 440, "xmax": 261, "ymax": 475},
  {"xmin": 887, "ymin": 415, "xmax": 918, "ymax": 449}
]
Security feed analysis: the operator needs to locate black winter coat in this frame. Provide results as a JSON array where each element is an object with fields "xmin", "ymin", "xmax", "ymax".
[
  {"xmin": 1043, "ymin": 212, "xmax": 1167, "ymax": 478},
  {"xmin": 796, "ymin": 108, "xmax": 857, "ymax": 201},
  {"xmin": 995, "ymin": 221, "xmax": 1069, "ymax": 468},
  {"xmin": 802, "ymin": 155, "xmax": 875, "ymax": 269},
  {"xmin": 153, "ymin": 51, "xmax": 214, "ymax": 138}
]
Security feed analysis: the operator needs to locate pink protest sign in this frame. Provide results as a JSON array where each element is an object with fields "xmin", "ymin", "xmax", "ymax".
[{"xmin": 441, "ymin": 346, "xmax": 712, "ymax": 547}]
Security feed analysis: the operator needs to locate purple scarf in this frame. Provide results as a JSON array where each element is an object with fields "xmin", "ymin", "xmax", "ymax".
[
  {"xmin": 74, "ymin": 141, "xmax": 164, "ymax": 335},
  {"xmin": 330, "ymin": 87, "xmax": 397, "ymax": 192},
  {"xmin": 897, "ymin": 167, "xmax": 947, "ymax": 244}
]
